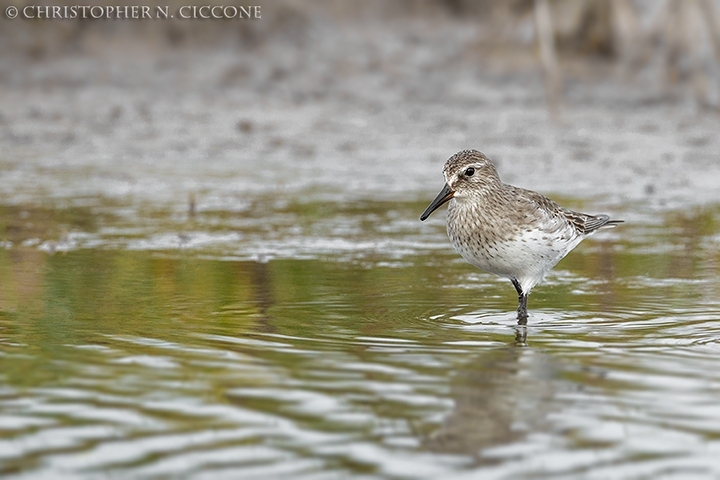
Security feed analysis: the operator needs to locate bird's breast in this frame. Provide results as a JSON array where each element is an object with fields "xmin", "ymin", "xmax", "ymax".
[{"xmin": 445, "ymin": 198, "xmax": 581, "ymax": 278}]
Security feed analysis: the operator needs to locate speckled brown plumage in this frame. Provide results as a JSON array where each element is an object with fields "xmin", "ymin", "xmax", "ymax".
[{"xmin": 420, "ymin": 149, "xmax": 622, "ymax": 323}]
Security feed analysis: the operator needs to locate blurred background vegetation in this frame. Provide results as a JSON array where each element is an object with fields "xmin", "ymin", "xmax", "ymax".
[{"xmin": 2, "ymin": 0, "xmax": 719, "ymax": 108}]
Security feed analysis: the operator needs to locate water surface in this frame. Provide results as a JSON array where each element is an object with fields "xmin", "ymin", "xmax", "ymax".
[{"xmin": 1, "ymin": 199, "xmax": 719, "ymax": 478}]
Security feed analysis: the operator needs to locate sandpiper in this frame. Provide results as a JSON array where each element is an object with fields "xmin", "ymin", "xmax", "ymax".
[{"xmin": 420, "ymin": 149, "xmax": 622, "ymax": 323}]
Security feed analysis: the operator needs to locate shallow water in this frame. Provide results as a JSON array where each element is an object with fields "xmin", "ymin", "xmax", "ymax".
[{"xmin": 1, "ymin": 198, "xmax": 719, "ymax": 479}]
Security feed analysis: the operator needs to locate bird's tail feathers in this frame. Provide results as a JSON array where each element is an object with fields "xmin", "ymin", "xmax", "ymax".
[{"xmin": 581, "ymin": 214, "xmax": 623, "ymax": 234}]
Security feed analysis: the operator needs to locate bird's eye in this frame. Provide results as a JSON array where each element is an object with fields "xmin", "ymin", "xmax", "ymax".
[{"xmin": 465, "ymin": 167, "xmax": 475, "ymax": 177}]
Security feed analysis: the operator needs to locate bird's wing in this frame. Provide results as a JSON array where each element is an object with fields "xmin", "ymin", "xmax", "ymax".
[
  {"xmin": 510, "ymin": 186, "xmax": 622, "ymax": 235},
  {"xmin": 511, "ymin": 187, "xmax": 570, "ymax": 233}
]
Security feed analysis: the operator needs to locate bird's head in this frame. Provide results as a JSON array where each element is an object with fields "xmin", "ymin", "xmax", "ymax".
[{"xmin": 420, "ymin": 150, "xmax": 501, "ymax": 221}]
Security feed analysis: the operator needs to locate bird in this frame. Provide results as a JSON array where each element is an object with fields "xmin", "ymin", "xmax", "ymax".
[{"xmin": 420, "ymin": 149, "xmax": 622, "ymax": 323}]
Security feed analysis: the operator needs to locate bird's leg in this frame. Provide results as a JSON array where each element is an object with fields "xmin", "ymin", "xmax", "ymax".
[
  {"xmin": 511, "ymin": 279, "xmax": 529, "ymax": 325},
  {"xmin": 517, "ymin": 294, "xmax": 528, "ymax": 325}
]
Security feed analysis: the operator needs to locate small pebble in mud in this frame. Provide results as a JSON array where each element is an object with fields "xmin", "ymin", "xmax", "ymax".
[{"xmin": 237, "ymin": 119, "xmax": 254, "ymax": 133}]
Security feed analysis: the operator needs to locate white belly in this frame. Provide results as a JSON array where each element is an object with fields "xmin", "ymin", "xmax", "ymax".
[{"xmin": 448, "ymin": 223, "xmax": 582, "ymax": 294}]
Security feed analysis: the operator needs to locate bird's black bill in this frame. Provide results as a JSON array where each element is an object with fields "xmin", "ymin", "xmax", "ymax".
[{"xmin": 420, "ymin": 183, "xmax": 455, "ymax": 221}]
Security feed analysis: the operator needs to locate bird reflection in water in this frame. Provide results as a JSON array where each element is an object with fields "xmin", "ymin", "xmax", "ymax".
[{"xmin": 423, "ymin": 329, "xmax": 557, "ymax": 463}]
